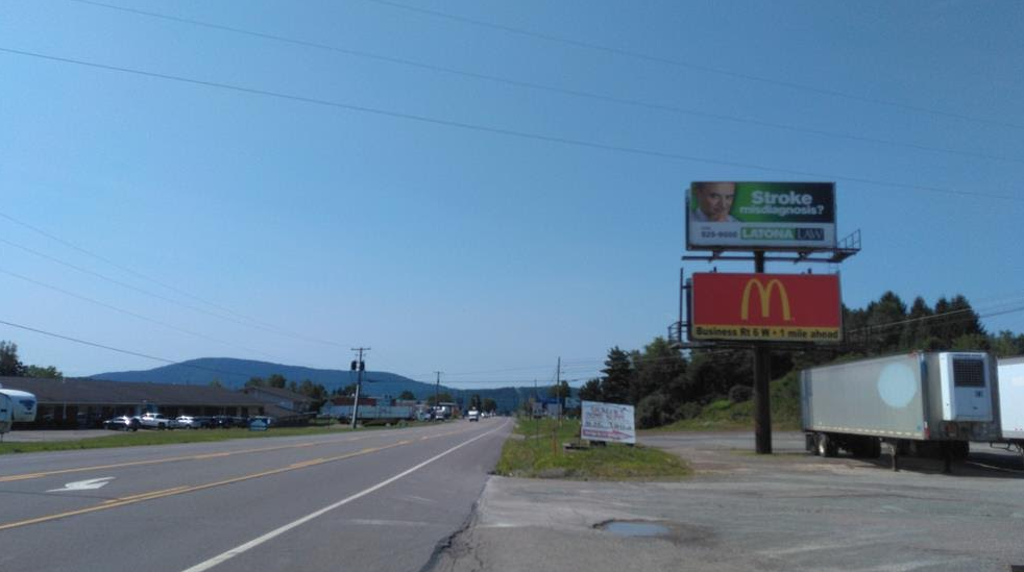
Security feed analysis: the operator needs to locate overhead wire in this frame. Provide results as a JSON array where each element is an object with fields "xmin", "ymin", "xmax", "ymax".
[
  {"xmin": 2, "ymin": 47, "xmax": 1022, "ymax": 205},
  {"xmin": 61, "ymin": 0, "xmax": 1022, "ymax": 166},
  {"xmin": 0, "ymin": 211, "xmax": 348, "ymax": 349},
  {"xmin": 0, "ymin": 266, "xmax": 285, "ymax": 361},
  {"xmin": 359, "ymin": 0, "xmax": 1024, "ymax": 132}
]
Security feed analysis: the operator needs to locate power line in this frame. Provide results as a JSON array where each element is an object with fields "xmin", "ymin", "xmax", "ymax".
[
  {"xmin": 360, "ymin": 0, "xmax": 1024, "ymax": 132},
  {"xmin": 0, "ymin": 265, "xmax": 282, "ymax": 361},
  {"xmin": 2, "ymin": 47, "xmax": 1021, "ymax": 205},
  {"xmin": 0, "ymin": 211, "xmax": 348, "ymax": 349},
  {"xmin": 0, "ymin": 318, "xmax": 267, "ymax": 382},
  {"xmin": 63, "ymin": 0, "xmax": 1022, "ymax": 166}
]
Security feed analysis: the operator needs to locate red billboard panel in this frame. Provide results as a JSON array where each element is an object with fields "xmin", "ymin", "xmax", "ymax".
[{"xmin": 690, "ymin": 273, "xmax": 842, "ymax": 343}]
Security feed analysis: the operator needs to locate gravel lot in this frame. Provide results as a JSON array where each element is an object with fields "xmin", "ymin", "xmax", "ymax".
[{"xmin": 428, "ymin": 431, "xmax": 1024, "ymax": 572}]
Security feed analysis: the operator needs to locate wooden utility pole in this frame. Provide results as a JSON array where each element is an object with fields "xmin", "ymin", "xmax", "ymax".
[{"xmin": 350, "ymin": 347, "xmax": 370, "ymax": 429}]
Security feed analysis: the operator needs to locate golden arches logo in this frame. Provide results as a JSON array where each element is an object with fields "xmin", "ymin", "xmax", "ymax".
[{"xmin": 740, "ymin": 279, "xmax": 793, "ymax": 321}]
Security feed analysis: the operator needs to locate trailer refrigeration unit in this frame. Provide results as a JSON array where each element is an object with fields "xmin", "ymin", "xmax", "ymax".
[
  {"xmin": 995, "ymin": 357, "xmax": 1024, "ymax": 460},
  {"xmin": 801, "ymin": 351, "xmax": 1000, "ymax": 468}
]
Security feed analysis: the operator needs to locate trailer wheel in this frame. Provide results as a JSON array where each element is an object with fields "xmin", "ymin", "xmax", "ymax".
[{"xmin": 816, "ymin": 433, "xmax": 838, "ymax": 458}]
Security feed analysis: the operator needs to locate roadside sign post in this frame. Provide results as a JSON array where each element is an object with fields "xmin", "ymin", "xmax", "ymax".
[{"xmin": 753, "ymin": 251, "xmax": 771, "ymax": 455}]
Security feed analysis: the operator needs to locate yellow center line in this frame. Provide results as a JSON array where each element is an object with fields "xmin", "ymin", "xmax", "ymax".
[
  {"xmin": 103, "ymin": 486, "xmax": 191, "ymax": 504},
  {"xmin": 0, "ymin": 426, "xmax": 481, "ymax": 532}
]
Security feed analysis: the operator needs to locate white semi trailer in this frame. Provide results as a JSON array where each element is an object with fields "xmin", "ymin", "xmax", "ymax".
[
  {"xmin": 801, "ymin": 351, "xmax": 1000, "ymax": 470},
  {"xmin": 995, "ymin": 357, "xmax": 1024, "ymax": 462}
]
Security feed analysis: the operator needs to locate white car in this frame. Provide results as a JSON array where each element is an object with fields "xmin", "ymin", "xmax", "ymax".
[
  {"xmin": 138, "ymin": 413, "xmax": 175, "ymax": 430},
  {"xmin": 175, "ymin": 415, "xmax": 203, "ymax": 429},
  {"xmin": 467, "ymin": 409, "xmax": 480, "ymax": 422}
]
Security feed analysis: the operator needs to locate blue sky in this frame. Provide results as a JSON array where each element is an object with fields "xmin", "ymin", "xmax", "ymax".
[{"xmin": 1, "ymin": 0, "xmax": 1022, "ymax": 388}]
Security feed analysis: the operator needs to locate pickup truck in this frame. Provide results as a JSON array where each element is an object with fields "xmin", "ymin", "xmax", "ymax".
[{"xmin": 138, "ymin": 413, "xmax": 175, "ymax": 430}]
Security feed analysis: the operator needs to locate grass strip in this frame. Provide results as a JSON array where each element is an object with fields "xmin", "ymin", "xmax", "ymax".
[
  {"xmin": 495, "ymin": 418, "xmax": 690, "ymax": 480},
  {"xmin": 0, "ymin": 421, "xmax": 431, "ymax": 455}
]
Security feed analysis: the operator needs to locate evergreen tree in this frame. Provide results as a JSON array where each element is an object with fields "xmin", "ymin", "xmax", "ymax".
[
  {"xmin": 267, "ymin": 374, "xmax": 287, "ymax": 389},
  {"xmin": 632, "ymin": 337, "xmax": 687, "ymax": 410},
  {"xmin": 600, "ymin": 347, "xmax": 634, "ymax": 404},
  {"xmin": 864, "ymin": 291, "xmax": 907, "ymax": 354},
  {"xmin": 899, "ymin": 296, "xmax": 934, "ymax": 350},
  {"xmin": 578, "ymin": 378, "xmax": 602, "ymax": 402}
]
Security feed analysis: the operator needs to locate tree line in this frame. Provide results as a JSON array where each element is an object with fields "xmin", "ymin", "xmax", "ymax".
[
  {"xmin": 0, "ymin": 341, "xmax": 63, "ymax": 379},
  {"xmin": 578, "ymin": 291, "xmax": 1023, "ymax": 429}
]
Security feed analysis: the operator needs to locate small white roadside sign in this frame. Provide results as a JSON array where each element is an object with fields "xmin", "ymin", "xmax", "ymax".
[{"xmin": 580, "ymin": 400, "xmax": 636, "ymax": 444}]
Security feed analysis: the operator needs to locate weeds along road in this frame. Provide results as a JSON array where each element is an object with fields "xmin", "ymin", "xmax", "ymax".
[{"xmin": 0, "ymin": 418, "xmax": 511, "ymax": 572}]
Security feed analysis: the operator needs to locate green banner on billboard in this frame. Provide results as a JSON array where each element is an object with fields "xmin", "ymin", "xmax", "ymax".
[{"xmin": 687, "ymin": 182, "xmax": 836, "ymax": 251}]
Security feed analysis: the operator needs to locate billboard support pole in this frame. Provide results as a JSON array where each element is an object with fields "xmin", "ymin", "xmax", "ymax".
[{"xmin": 752, "ymin": 251, "xmax": 773, "ymax": 454}]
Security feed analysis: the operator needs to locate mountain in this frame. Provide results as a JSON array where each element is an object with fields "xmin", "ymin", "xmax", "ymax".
[{"xmin": 90, "ymin": 358, "xmax": 546, "ymax": 413}]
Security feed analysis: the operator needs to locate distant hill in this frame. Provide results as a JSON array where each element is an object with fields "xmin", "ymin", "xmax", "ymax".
[{"xmin": 90, "ymin": 357, "xmax": 546, "ymax": 413}]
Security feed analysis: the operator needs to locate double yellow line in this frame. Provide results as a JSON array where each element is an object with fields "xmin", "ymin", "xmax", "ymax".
[{"xmin": 0, "ymin": 427, "xmax": 470, "ymax": 531}]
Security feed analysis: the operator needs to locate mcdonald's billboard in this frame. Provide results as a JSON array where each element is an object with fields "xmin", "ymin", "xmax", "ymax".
[{"xmin": 689, "ymin": 273, "xmax": 842, "ymax": 343}]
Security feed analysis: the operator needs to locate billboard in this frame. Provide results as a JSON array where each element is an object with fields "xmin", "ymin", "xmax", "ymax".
[
  {"xmin": 686, "ymin": 182, "xmax": 836, "ymax": 251},
  {"xmin": 689, "ymin": 273, "xmax": 842, "ymax": 343},
  {"xmin": 580, "ymin": 401, "xmax": 636, "ymax": 444}
]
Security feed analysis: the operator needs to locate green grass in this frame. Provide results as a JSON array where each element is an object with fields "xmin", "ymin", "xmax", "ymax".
[
  {"xmin": 495, "ymin": 418, "xmax": 691, "ymax": 480},
  {"xmin": 0, "ymin": 421, "xmax": 430, "ymax": 455}
]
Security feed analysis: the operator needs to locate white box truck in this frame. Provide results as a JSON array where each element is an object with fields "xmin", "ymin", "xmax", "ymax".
[{"xmin": 801, "ymin": 351, "xmax": 1000, "ymax": 468}]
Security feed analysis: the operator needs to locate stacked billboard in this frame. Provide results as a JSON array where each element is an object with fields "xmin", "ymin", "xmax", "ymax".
[
  {"xmin": 689, "ymin": 273, "xmax": 842, "ymax": 343},
  {"xmin": 687, "ymin": 182, "xmax": 836, "ymax": 251}
]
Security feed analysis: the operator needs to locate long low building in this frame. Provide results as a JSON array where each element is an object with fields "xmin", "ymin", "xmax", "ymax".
[{"xmin": 0, "ymin": 376, "xmax": 269, "ymax": 429}]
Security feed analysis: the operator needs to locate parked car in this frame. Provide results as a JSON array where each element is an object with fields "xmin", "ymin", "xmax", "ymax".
[
  {"xmin": 138, "ymin": 413, "xmax": 175, "ymax": 430},
  {"xmin": 103, "ymin": 415, "xmax": 140, "ymax": 431},
  {"xmin": 175, "ymin": 415, "xmax": 205, "ymax": 429},
  {"xmin": 211, "ymin": 415, "xmax": 240, "ymax": 429}
]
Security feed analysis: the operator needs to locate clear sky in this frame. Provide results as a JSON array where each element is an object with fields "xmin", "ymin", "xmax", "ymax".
[{"xmin": 1, "ymin": 0, "xmax": 1022, "ymax": 388}]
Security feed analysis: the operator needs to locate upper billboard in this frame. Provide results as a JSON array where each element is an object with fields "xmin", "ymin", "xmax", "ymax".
[{"xmin": 686, "ymin": 182, "xmax": 836, "ymax": 251}]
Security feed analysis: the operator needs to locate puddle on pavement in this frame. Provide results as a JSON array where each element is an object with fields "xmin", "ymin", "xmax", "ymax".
[{"xmin": 598, "ymin": 520, "xmax": 671, "ymax": 538}]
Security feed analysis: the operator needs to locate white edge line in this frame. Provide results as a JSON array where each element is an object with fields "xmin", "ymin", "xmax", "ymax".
[{"xmin": 180, "ymin": 421, "xmax": 508, "ymax": 572}]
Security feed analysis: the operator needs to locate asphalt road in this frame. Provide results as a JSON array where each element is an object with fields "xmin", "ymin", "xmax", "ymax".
[
  {"xmin": 430, "ymin": 431, "xmax": 1024, "ymax": 572},
  {"xmin": 0, "ymin": 417, "xmax": 510, "ymax": 572}
]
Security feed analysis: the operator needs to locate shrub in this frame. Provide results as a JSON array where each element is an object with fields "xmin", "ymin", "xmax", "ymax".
[
  {"xmin": 728, "ymin": 384, "xmax": 753, "ymax": 403},
  {"xmin": 636, "ymin": 393, "xmax": 668, "ymax": 429}
]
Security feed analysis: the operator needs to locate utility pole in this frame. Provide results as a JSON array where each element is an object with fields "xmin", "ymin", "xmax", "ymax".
[
  {"xmin": 556, "ymin": 356, "xmax": 562, "ymax": 423},
  {"xmin": 350, "ymin": 347, "xmax": 370, "ymax": 429},
  {"xmin": 434, "ymin": 371, "xmax": 442, "ymax": 419}
]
